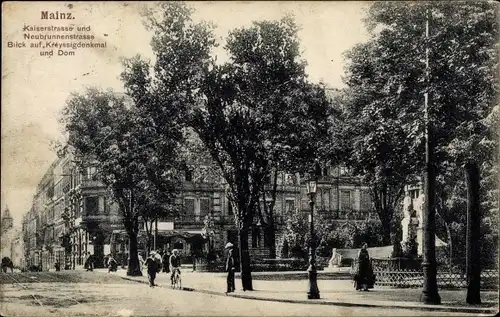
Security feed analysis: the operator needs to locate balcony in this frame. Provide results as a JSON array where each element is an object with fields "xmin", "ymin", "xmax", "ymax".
[
  {"xmin": 167, "ymin": 213, "xmax": 234, "ymax": 226},
  {"xmin": 81, "ymin": 179, "xmax": 104, "ymax": 189},
  {"xmin": 181, "ymin": 182, "xmax": 222, "ymax": 193},
  {"xmin": 316, "ymin": 209, "xmax": 376, "ymax": 221}
]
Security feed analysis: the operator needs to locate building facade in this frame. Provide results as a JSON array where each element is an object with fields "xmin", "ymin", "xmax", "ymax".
[{"xmin": 23, "ymin": 146, "xmax": 376, "ymax": 269}]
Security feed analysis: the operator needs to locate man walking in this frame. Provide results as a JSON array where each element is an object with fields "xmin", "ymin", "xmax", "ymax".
[
  {"xmin": 84, "ymin": 252, "xmax": 94, "ymax": 272},
  {"xmin": 145, "ymin": 251, "xmax": 159, "ymax": 287},
  {"xmin": 225, "ymin": 243, "xmax": 236, "ymax": 294},
  {"xmin": 162, "ymin": 250, "xmax": 170, "ymax": 273}
]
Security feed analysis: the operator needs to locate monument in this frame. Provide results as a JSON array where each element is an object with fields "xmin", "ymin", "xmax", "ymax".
[{"xmin": 324, "ymin": 248, "xmax": 342, "ymax": 272}]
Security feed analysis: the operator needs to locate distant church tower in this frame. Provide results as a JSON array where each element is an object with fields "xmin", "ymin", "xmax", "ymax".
[{"xmin": 1, "ymin": 205, "xmax": 13, "ymax": 233}]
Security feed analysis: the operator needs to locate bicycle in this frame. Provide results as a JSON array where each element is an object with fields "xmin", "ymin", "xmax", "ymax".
[{"xmin": 171, "ymin": 268, "xmax": 182, "ymax": 289}]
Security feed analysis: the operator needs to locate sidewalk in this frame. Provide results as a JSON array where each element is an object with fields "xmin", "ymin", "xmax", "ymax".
[{"xmin": 103, "ymin": 268, "xmax": 498, "ymax": 314}]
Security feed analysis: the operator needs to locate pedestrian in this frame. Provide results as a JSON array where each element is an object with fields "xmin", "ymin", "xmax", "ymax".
[
  {"xmin": 353, "ymin": 243, "xmax": 375, "ymax": 291},
  {"xmin": 108, "ymin": 255, "xmax": 118, "ymax": 272},
  {"xmin": 84, "ymin": 252, "xmax": 94, "ymax": 271},
  {"xmin": 54, "ymin": 260, "xmax": 60, "ymax": 272},
  {"xmin": 225, "ymin": 243, "xmax": 236, "ymax": 294},
  {"xmin": 145, "ymin": 251, "xmax": 159, "ymax": 287},
  {"xmin": 103, "ymin": 254, "xmax": 110, "ymax": 268},
  {"xmin": 154, "ymin": 250, "xmax": 162, "ymax": 273},
  {"xmin": 162, "ymin": 250, "xmax": 170, "ymax": 273},
  {"xmin": 191, "ymin": 250, "xmax": 196, "ymax": 272}
]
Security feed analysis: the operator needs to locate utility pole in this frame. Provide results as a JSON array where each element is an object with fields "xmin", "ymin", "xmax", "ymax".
[{"xmin": 420, "ymin": 7, "xmax": 441, "ymax": 305}]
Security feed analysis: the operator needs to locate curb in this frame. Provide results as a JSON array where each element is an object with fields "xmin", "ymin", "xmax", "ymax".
[{"xmin": 119, "ymin": 276, "xmax": 497, "ymax": 315}]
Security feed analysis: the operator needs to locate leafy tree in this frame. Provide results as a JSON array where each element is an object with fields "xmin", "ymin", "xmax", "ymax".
[
  {"xmin": 60, "ymin": 88, "xmax": 182, "ymax": 276},
  {"xmin": 123, "ymin": 2, "xmax": 330, "ymax": 290},
  {"xmin": 227, "ymin": 17, "xmax": 332, "ymax": 259},
  {"xmin": 338, "ymin": 1, "xmax": 498, "ymax": 248},
  {"xmin": 119, "ymin": 1, "xmax": 218, "ymax": 278},
  {"xmin": 194, "ymin": 17, "xmax": 330, "ymax": 288}
]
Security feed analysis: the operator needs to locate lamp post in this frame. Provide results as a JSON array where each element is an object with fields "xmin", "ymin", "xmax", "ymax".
[
  {"xmin": 420, "ymin": 7, "xmax": 441, "ymax": 305},
  {"xmin": 306, "ymin": 173, "xmax": 320, "ymax": 299}
]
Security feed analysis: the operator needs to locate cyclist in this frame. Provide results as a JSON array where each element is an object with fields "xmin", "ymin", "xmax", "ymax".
[{"xmin": 169, "ymin": 249, "xmax": 181, "ymax": 285}]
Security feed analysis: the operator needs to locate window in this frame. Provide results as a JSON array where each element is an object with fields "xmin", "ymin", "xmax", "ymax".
[
  {"xmin": 227, "ymin": 197, "xmax": 233, "ymax": 215},
  {"xmin": 322, "ymin": 168, "xmax": 329, "ymax": 177},
  {"xmin": 200, "ymin": 198, "xmax": 210, "ymax": 218},
  {"xmin": 184, "ymin": 198, "xmax": 195, "ymax": 216},
  {"xmin": 85, "ymin": 197, "xmax": 99, "ymax": 216},
  {"xmin": 285, "ymin": 199, "xmax": 295, "ymax": 214},
  {"xmin": 360, "ymin": 190, "xmax": 373, "ymax": 211},
  {"xmin": 98, "ymin": 196, "xmax": 106, "ymax": 213},
  {"xmin": 252, "ymin": 227, "xmax": 261, "ymax": 248},
  {"xmin": 340, "ymin": 190, "xmax": 351, "ymax": 211},
  {"xmin": 264, "ymin": 173, "xmax": 271, "ymax": 184},
  {"xmin": 185, "ymin": 169, "xmax": 193, "ymax": 182},
  {"xmin": 85, "ymin": 166, "xmax": 97, "ymax": 180},
  {"xmin": 409, "ymin": 189, "xmax": 419, "ymax": 200},
  {"xmin": 263, "ymin": 227, "xmax": 272, "ymax": 247},
  {"xmin": 173, "ymin": 241, "xmax": 184, "ymax": 250},
  {"xmin": 339, "ymin": 166, "xmax": 350, "ymax": 176},
  {"xmin": 286, "ymin": 174, "xmax": 298, "ymax": 185}
]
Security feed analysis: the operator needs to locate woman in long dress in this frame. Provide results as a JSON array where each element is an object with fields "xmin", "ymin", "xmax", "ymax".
[{"xmin": 354, "ymin": 243, "xmax": 375, "ymax": 291}]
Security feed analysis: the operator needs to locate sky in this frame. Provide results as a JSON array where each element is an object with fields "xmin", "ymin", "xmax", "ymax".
[{"xmin": 1, "ymin": 1, "xmax": 371, "ymax": 227}]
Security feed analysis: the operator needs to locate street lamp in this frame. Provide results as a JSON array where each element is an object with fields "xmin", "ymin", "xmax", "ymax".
[
  {"xmin": 306, "ymin": 170, "xmax": 320, "ymax": 300},
  {"xmin": 420, "ymin": 7, "xmax": 441, "ymax": 305}
]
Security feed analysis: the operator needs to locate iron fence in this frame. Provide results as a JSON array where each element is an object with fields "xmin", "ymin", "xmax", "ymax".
[
  {"xmin": 351, "ymin": 257, "xmax": 498, "ymax": 289},
  {"xmin": 370, "ymin": 268, "xmax": 498, "ymax": 289}
]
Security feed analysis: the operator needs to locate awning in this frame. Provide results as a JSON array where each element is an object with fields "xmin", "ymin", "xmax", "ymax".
[
  {"xmin": 156, "ymin": 229, "xmax": 203, "ymax": 239},
  {"xmin": 111, "ymin": 229, "xmax": 204, "ymax": 238}
]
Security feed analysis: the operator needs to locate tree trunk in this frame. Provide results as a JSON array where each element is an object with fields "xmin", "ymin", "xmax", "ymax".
[
  {"xmin": 268, "ymin": 220, "xmax": 276, "ymax": 259},
  {"xmin": 465, "ymin": 162, "xmax": 481, "ymax": 304},
  {"xmin": 127, "ymin": 231, "xmax": 143, "ymax": 276},
  {"xmin": 381, "ymin": 216, "xmax": 392, "ymax": 246},
  {"xmin": 262, "ymin": 168, "xmax": 279, "ymax": 259},
  {"xmin": 238, "ymin": 226, "xmax": 253, "ymax": 291}
]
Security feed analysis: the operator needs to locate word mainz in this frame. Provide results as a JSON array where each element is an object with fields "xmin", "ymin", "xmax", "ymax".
[{"xmin": 41, "ymin": 11, "xmax": 74, "ymax": 20}]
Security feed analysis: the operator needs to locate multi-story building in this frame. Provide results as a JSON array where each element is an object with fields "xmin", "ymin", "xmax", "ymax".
[
  {"xmin": 23, "ymin": 149, "xmax": 123, "ymax": 271},
  {"xmin": 113, "ymin": 161, "xmax": 376, "ymax": 261},
  {"xmin": 23, "ymin": 147, "xmax": 376, "ymax": 269},
  {"xmin": 23, "ymin": 86, "xmax": 376, "ymax": 267},
  {"xmin": 22, "ymin": 206, "xmax": 39, "ymax": 268}
]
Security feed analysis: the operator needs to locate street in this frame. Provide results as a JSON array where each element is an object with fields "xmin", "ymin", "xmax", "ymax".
[{"xmin": 0, "ymin": 271, "xmax": 492, "ymax": 316}]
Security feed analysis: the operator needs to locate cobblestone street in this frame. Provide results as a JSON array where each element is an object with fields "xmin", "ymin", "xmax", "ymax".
[{"xmin": 1, "ymin": 271, "xmax": 496, "ymax": 316}]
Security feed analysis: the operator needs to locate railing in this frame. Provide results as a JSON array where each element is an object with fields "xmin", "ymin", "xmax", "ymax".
[
  {"xmin": 370, "ymin": 269, "xmax": 498, "ymax": 290},
  {"xmin": 354, "ymin": 258, "xmax": 499, "ymax": 290}
]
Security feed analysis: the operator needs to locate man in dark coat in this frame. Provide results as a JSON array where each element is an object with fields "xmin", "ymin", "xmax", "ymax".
[
  {"xmin": 162, "ymin": 251, "xmax": 170, "ymax": 273},
  {"xmin": 145, "ymin": 251, "xmax": 159, "ymax": 287},
  {"xmin": 225, "ymin": 243, "xmax": 236, "ymax": 294},
  {"xmin": 354, "ymin": 243, "xmax": 376, "ymax": 291}
]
